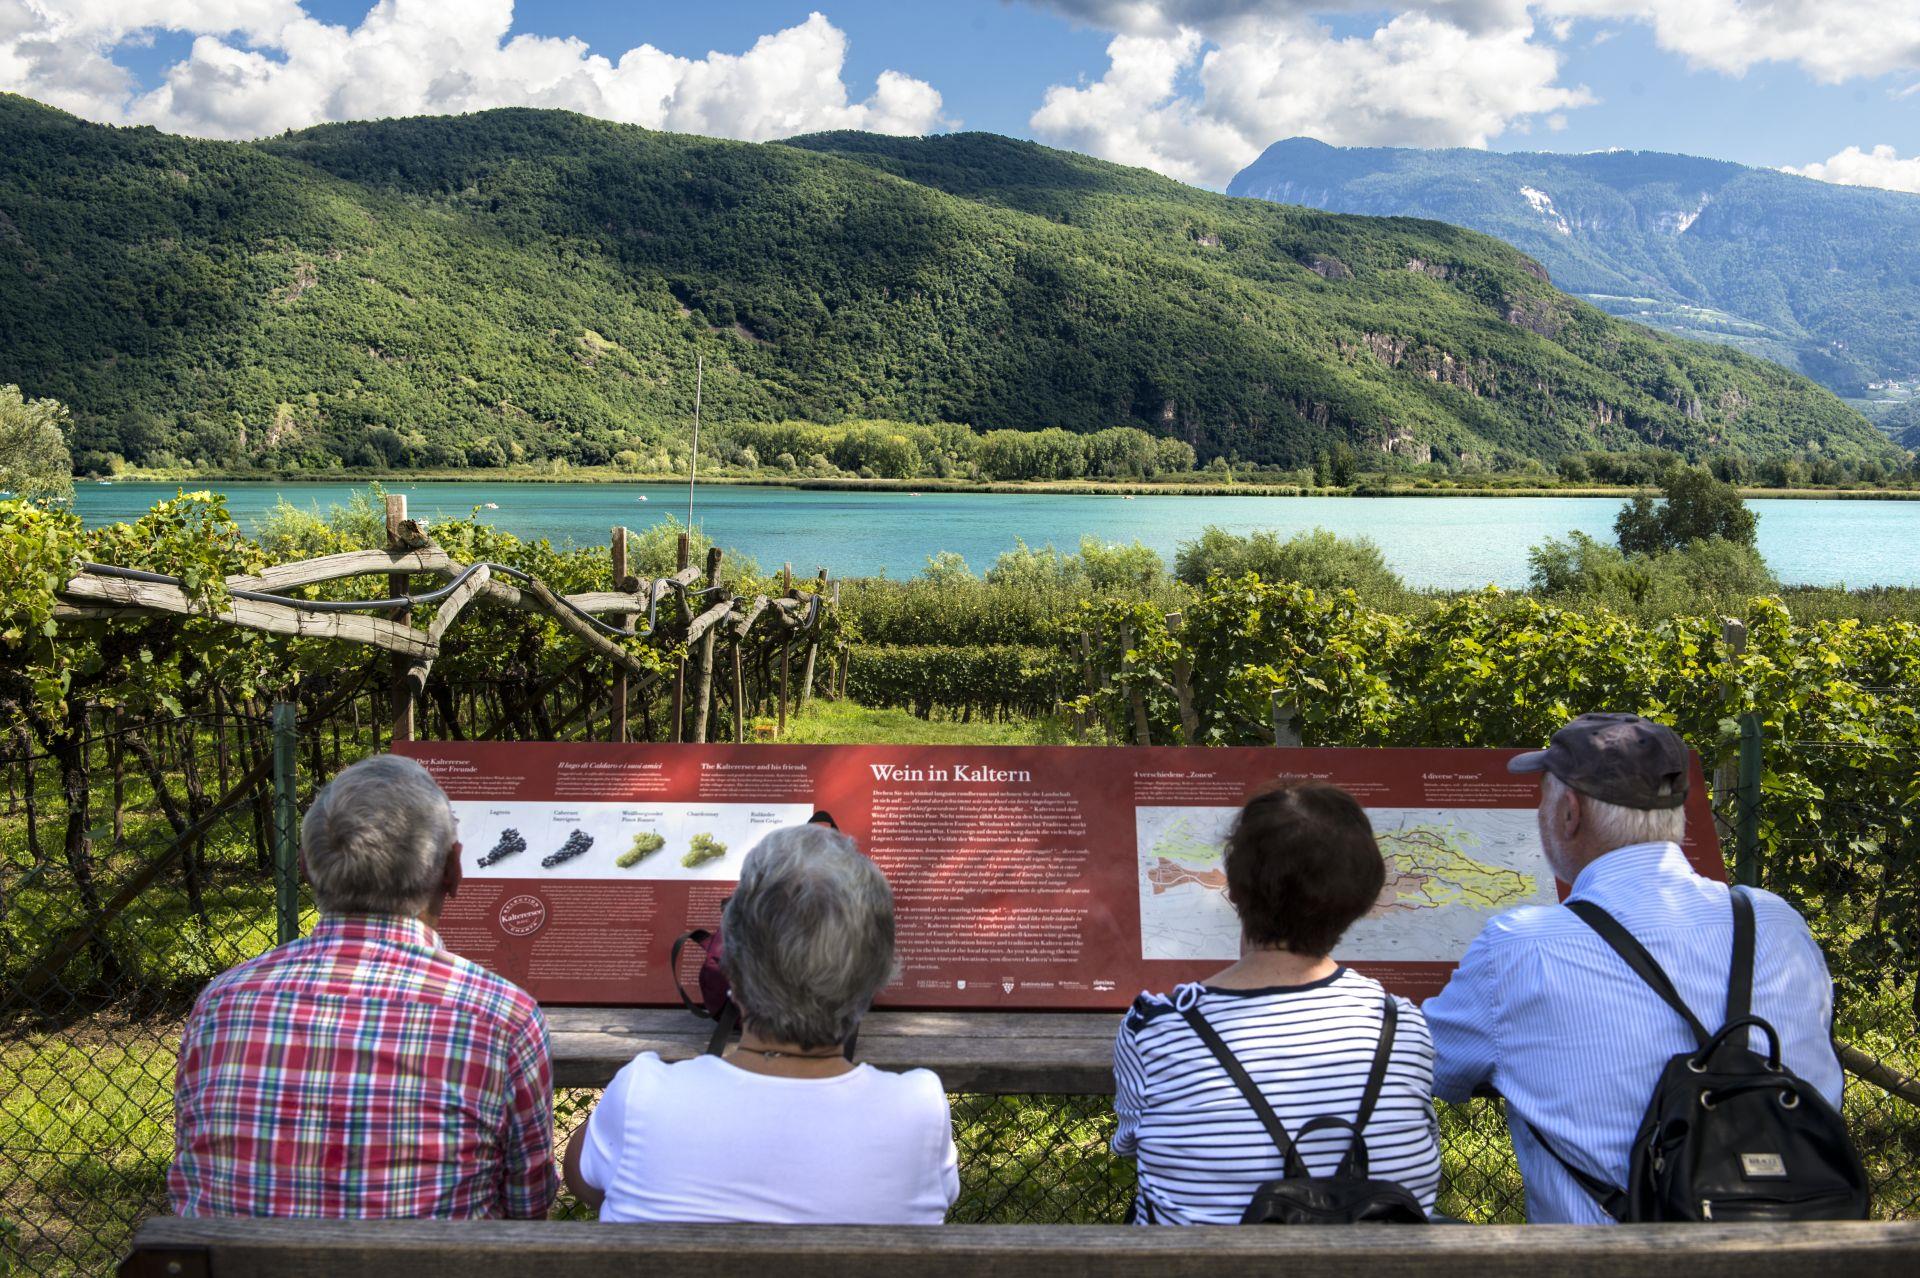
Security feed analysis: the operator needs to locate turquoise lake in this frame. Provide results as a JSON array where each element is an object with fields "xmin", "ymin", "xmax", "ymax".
[{"xmin": 69, "ymin": 481, "xmax": 1920, "ymax": 590}]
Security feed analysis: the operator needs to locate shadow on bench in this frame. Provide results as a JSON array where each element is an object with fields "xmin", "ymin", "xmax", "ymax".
[{"xmin": 120, "ymin": 1217, "xmax": 1920, "ymax": 1278}]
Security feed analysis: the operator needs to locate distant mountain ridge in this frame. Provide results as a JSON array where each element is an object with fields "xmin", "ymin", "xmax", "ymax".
[
  {"xmin": 0, "ymin": 95, "xmax": 1894, "ymax": 471},
  {"xmin": 1229, "ymin": 138, "xmax": 1920, "ymax": 396}
]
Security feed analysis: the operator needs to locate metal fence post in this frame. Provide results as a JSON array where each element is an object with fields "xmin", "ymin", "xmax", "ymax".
[
  {"xmin": 1271, "ymin": 694, "xmax": 1301, "ymax": 748},
  {"xmin": 1735, "ymin": 713, "xmax": 1762, "ymax": 888},
  {"xmin": 272, "ymin": 700, "xmax": 301, "ymax": 944}
]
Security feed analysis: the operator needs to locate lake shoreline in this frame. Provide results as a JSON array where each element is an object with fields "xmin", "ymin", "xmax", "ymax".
[{"xmin": 88, "ymin": 469, "xmax": 1920, "ymax": 502}]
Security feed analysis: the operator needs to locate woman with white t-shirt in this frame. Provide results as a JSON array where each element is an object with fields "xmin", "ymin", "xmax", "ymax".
[
  {"xmin": 1114, "ymin": 783, "xmax": 1443, "ymax": 1224},
  {"xmin": 564, "ymin": 824, "xmax": 958, "ymax": 1223}
]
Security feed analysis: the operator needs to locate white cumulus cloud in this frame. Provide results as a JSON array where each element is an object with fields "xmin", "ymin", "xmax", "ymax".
[
  {"xmin": 1023, "ymin": 2, "xmax": 1920, "ymax": 188},
  {"xmin": 1546, "ymin": 2, "xmax": 1920, "ymax": 83},
  {"xmin": 0, "ymin": 2, "xmax": 949, "ymax": 140},
  {"xmin": 1031, "ymin": 10, "xmax": 1590, "ymax": 187},
  {"xmin": 1784, "ymin": 144, "xmax": 1920, "ymax": 194},
  {"xmin": 1031, "ymin": 2, "xmax": 1920, "ymax": 81}
]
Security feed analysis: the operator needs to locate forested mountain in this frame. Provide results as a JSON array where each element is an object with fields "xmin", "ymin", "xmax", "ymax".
[
  {"xmin": 0, "ymin": 95, "xmax": 1894, "ymax": 472},
  {"xmin": 1228, "ymin": 138, "xmax": 1920, "ymax": 396}
]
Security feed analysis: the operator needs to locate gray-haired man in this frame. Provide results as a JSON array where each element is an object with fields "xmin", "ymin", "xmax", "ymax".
[
  {"xmin": 170, "ymin": 754, "xmax": 557, "ymax": 1218},
  {"xmin": 1424, "ymin": 713, "xmax": 1843, "ymax": 1223}
]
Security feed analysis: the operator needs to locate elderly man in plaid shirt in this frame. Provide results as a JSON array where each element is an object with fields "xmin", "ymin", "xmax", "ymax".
[{"xmin": 170, "ymin": 754, "xmax": 557, "ymax": 1218}]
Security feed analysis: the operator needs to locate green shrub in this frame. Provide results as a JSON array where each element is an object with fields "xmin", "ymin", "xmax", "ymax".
[
  {"xmin": 1616, "ymin": 465, "xmax": 1758, "ymax": 554},
  {"xmin": 1078, "ymin": 536, "xmax": 1165, "ymax": 592},
  {"xmin": 0, "ymin": 384, "xmax": 74, "ymax": 502},
  {"xmin": 625, "ymin": 515, "xmax": 762, "ymax": 586},
  {"xmin": 919, "ymin": 551, "xmax": 975, "ymax": 588},
  {"xmin": 847, "ymin": 645, "xmax": 1072, "ymax": 719},
  {"xmin": 1174, "ymin": 526, "xmax": 1406, "ymax": 605},
  {"xmin": 1529, "ymin": 531, "xmax": 1775, "ymax": 614},
  {"xmin": 986, "ymin": 539, "xmax": 1087, "ymax": 591}
]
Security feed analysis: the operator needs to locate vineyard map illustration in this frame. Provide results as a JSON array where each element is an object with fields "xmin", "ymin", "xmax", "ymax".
[{"xmin": 1135, "ymin": 806, "xmax": 1556, "ymax": 961}]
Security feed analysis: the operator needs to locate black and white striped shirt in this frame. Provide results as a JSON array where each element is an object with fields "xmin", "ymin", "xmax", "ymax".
[{"xmin": 1113, "ymin": 968, "xmax": 1442, "ymax": 1224}]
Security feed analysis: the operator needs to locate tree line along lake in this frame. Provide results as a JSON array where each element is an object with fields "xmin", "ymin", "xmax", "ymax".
[{"xmin": 70, "ymin": 480, "xmax": 1920, "ymax": 590}]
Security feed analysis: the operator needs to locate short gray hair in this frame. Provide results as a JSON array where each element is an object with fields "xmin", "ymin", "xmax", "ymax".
[
  {"xmin": 721, "ymin": 824, "xmax": 895, "ymax": 1049},
  {"xmin": 302, "ymin": 755, "xmax": 456, "ymax": 917},
  {"xmin": 1547, "ymin": 771, "xmax": 1686, "ymax": 850}
]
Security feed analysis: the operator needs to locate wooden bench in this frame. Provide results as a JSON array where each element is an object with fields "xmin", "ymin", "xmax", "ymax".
[
  {"xmin": 118, "ymin": 1218, "xmax": 1920, "ymax": 1278},
  {"xmin": 545, "ymin": 1007, "xmax": 1119, "ymax": 1092}
]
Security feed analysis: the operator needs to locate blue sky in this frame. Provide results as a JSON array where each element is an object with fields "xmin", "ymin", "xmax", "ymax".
[{"xmin": 8, "ymin": 3, "xmax": 1919, "ymax": 191}]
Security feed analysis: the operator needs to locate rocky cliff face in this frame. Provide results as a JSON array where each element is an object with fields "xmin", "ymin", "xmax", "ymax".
[{"xmin": 1229, "ymin": 138, "xmax": 1920, "ymax": 396}]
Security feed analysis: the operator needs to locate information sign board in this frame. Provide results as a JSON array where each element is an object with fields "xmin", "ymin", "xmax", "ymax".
[{"xmin": 394, "ymin": 742, "xmax": 1722, "ymax": 1007}]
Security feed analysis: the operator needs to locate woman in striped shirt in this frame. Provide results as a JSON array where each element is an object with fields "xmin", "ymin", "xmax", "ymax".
[{"xmin": 1114, "ymin": 783, "xmax": 1442, "ymax": 1223}]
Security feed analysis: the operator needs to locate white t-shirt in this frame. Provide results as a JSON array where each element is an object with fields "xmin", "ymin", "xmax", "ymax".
[{"xmin": 578, "ymin": 1052, "xmax": 960, "ymax": 1224}]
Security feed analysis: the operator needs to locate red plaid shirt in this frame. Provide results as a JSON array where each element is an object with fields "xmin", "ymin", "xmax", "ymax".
[{"xmin": 170, "ymin": 913, "xmax": 557, "ymax": 1219}]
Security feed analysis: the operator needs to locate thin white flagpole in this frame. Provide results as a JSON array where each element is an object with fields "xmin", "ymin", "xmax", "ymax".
[{"xmin": 687, "ymin": 351, "xmax": 703, "ymax": 532}]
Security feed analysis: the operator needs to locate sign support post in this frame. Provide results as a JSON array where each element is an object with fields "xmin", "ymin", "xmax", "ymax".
[
  {"xmin": 271, "ymin": 701, "xmax": 300, "ymax": 945},
  {"xmin": 611, "ymin": 526, "xmax": 631, "ymax": 743},
  {"xmin": 1736, "ymin": 714, "xmax": 1763, "ymax": 888}
]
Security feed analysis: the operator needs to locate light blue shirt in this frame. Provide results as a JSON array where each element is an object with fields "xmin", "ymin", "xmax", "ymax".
[{"xmin": 1423, "ymin": 841, "xmax": 1843, "ymax": 1224}]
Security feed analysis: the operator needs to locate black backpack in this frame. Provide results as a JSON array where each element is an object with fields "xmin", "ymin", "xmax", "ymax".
[
  {"xmin": 1176, "ymin": 994, "xmax": 1428, "ymax": 1225},
  {"xmin": 1531, "ymin": 887, "xmax": 1869, "ymax": 1222}
]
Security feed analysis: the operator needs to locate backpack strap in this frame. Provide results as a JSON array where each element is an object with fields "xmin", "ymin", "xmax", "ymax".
[
  {"xmin": 1565, "ymin": 898, "xmax": 1711, "ymax": 1047},
  {"xmin": 1533, "ymin": 891, "xmax": 1762, "ymax": 1220},
  {"xmin": 1180, "ymin": 1003, "xmax": 1309, "ymax": 1179},
  {"xmin": 670, "ymin": 929, "xmax": 717, "ymax": 1019},
  {"xmin": 1727, "ymin": 886, "xmax": 1755, "ymax": 1028},
  {"xmin": 703, "ymin": 1000, "xmax": 740, "ymax": 1056},
  {"xmin": 1523, "ymin": 1118, "xmax": 1630, "ymax": 1222},
  {"xmin": 1318, "ymin": 995, "xmax": 1400, "ymax": 1179},
  {"xmin": 1354, "ymin": 995, "xmax": 1398, "ymax": 1132}
]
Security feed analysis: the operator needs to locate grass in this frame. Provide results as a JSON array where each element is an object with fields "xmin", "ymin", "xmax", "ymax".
[
  {"xmin": 1, "ymin": 1025, "xmax": 178, "ymax": 1277},
  {"xmin": 768, "ymin": 700, "xmax": 1072, "ymax": 746}
]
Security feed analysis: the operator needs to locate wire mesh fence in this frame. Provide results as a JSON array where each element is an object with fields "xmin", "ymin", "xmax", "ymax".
[
  {"xmin": 2, "ymin": 711, "xmax": 1916, "ymax": 1274},
  {"xmin": 1, "ymin": 707, "xmax": 296, "ymax": 1276},
  {"xmin": 1740, "ymin": 730, "xmax": 1920, "ymax": 1220}
]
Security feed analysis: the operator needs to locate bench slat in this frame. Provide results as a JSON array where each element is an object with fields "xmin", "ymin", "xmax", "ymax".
[
  {"xmin": 121, "ymin": 1218, "xmax": 1920, "ymax": 1278},
  {"xmin": 545, "ymin": 1008, "xmax": 1121, "ymax": 1093}
]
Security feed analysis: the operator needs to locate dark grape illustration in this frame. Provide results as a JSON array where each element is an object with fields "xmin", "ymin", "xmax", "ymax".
[
  {"xmin": 541, "ymin": 828, "xmax": 596, "ymax": 869},
  {"xmin": 477, "ymin": 828, "xmax": 527, "ymax": 868}
]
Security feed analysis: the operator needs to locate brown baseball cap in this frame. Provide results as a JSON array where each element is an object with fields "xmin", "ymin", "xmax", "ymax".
[{"xmin": 1508, "ymin": 712, "xmax": 1689, "ymax": 810}]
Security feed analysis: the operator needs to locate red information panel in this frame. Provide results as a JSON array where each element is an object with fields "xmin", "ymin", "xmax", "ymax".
[{"xmin": 394, "ymin": 742, "xmax": 1722, "ymax": 1008}]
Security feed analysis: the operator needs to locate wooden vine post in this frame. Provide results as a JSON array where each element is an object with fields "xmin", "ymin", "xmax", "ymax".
[
  {"xmin": 1713, "ymin": 617, "xmax": 1749, "ymax": 850},
  {"xmin": 610, "ymin": 527, "xmax": 631, "ymax": 743},
  {"xmin": 670, "ymin": 532, "xmax": 689, "ymax": 743},
  {"xmin": 691, "ymin": 547, "xmax": 723, "ymax": 743},
  {"xmin": 1166, "ymin": 611, "xmax": 1200, "ymax": 745},
  {"xmin": 797, "ymin": 568, "xmax": 826, "ymax": 709},
  {"xmin": 731, "ymin": 638, "xmax": 747, "ymax": 743},
  {"xmin": 1119, "ymin": 621, "xmax": 1151, "ymax": 746},
  {"xmin": 1077, "ymin": 631, "xmax": 1096, "ymax": 742},
  {"xmin": 777, "ymin": 564, "xmax": 793, "ymax": 736},
  {"xmin": 386, "ymin": 494, "xmax": 414, "ymax": 744}
]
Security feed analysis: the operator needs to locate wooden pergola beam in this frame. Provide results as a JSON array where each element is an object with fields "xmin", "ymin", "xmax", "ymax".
[
  {"xmin": 228, "ymin": 547, "xmax": 455, "ymax": 593},
  {"xmin": 59, "ymin": 574, "xmax": 436, "ymax": 657}
]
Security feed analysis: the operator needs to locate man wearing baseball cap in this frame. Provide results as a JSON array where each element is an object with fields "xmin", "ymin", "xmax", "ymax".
[{"xmin": 1422, "ymin": 713, "xmax": 1843, "ymax": 1223}]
